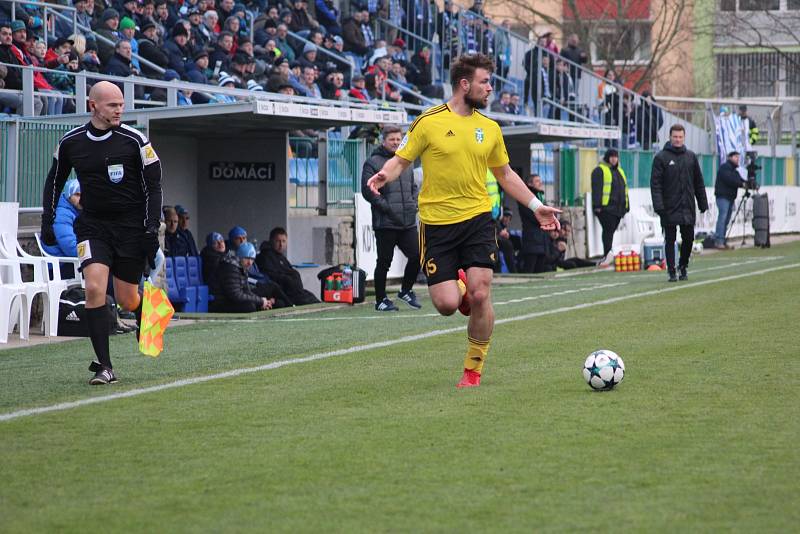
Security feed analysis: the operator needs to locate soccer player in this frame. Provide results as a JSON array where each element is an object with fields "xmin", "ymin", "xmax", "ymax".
[
  {"xmin": 367, "ymin": 54, "xmax": 561, "ymax": 388},
  {"xmin": 41, "ymin": 81, "xmax": 162, "ymax": 385}
]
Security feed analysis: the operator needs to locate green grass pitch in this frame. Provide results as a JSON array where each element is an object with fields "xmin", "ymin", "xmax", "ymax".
[{"xmin": 1, "ymin": 242, "xmax": 799, "ymax": 532}]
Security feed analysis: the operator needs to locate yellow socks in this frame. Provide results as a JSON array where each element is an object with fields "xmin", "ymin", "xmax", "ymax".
[{"xmin": 464, "ymin": 336, "xmax": 490, "ymax": 374}]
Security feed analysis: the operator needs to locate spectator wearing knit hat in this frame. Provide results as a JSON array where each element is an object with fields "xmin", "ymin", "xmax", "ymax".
[
  {"xmin": 138, "ymin": 18, "xmax": 169, "ymax": 77},
  {"xmin": 119, "ymin": 17, "xmax": 141, "ymax": 71},
  {"xmin": 209, "ymin": 242, "xmax": 275, "ymax": 313},
  {"xmin": 201, "ymin": 232, "xmax": 226, "ymax": 286},
  {"xmin": 297, "ymin": 42, "xmax": 319, "ymax": 71},
  {"xmin": 163, "ymin": 22, "xmax": 192, "ymax": 79},
  {"xmin": 174, "ymin": 205, "xmax": 199, "ymax": 255},
  {"xmin": 95, "ymin": 8, "xmax": 121, "ymax": 64}
]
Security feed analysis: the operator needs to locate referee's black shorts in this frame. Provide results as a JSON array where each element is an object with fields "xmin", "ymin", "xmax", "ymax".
[
  {"xmin": 75, "ymin": 214, "xmax": 146, "ymax": 284},
  {"xmin": 419, "ymin": 212, "xmax": 498, "ymax": 286}
]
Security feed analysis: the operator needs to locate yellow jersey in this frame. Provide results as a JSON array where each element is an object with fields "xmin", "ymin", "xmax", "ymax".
[{"xmin": 395, "ymin": 104, "xmax": 509, "ymax": 225}]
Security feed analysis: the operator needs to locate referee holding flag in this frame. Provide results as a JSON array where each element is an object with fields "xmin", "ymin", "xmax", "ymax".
[{"xmin": 41, "ymin": 81, "xmax": 163, "ymax": 385}]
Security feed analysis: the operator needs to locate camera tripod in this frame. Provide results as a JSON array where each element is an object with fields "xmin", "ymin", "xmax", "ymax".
[{"xmin": 725, "ymin": 187, "xmax": 752, "ymax": 246}]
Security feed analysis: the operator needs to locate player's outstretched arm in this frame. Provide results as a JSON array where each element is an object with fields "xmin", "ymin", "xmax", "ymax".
[
  {"xmin": 492, "ymin": 164, "xmax": 562, "ymax": 231},
  {"xmin": 366, "ymin": 155, "xmax": 412, "ymax": 196}
]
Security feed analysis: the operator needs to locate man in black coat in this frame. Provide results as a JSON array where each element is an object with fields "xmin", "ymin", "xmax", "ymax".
[
  {"xmin": 651, "ymin": 124, "xmax": 708, "ymax": 282},
  {"xmin": 137, "ymin": 19, "xmax": 169, "ymax": 78},
  {"xmin": 360, "ymin": 125, "xmax": 422, "ymax": 311},
  {"xmin": 210, "ymin": 243, "xmax": 274, "ymax": 313},
  {"xmin": 255, "ymin": 227, "xmax": 320, "ymax": 306},
  {"xmin": 713, "ymin": 151, "xmax": 746, "ymax": 249},
  {"xmin": 591, "ymin": 148, "xmax": 629, "ymax": 262},
  {"xmin": 518, "ymin": 174, "xmax": 550, "ymax": 273},
  {"xmin": 162, "ymin": 23, "xmax": 192, "ymax": 79}
]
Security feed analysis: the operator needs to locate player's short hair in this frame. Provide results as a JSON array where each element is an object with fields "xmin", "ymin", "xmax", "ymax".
[
  {"xmin": 382, "ymin": 125, "xmax": 403, "ymax": 137},
  {"xmin": 449, "ymin": 53, "xmax": 495, "ymax": 87},
  {"xmin": 669, "ymin": 124, "xmax": 685, "ymax": 134},
  {"xmin": 269, "ymin": 226, "xmax": 287, "ymax": 241}
]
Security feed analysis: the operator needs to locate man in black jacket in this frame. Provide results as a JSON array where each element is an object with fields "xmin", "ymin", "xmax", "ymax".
[
  {"xmin": 714, "ymin": 151, "xmax": 746, "ymax": 249},
  {"xmin": 211, "ymin": 242, "xmax": 274, "ymax": 313},
  {"xmin": 255, "ymin": 227, "xmax": 319, "ymax": 306},
  {"xmin": 137, "ymin": 19, "xmax": 169, "ymax": 77},
  {"xmin": 518, "ymin": 174, "xmax": 549, "ymax": 273},
  {"xmin": 591, "ymin": 148, "xmax": 629, "ymax": 263},
  {"xmin": 651, "ymin": 124, "xmax": 708, "ymax": 282},
  {"xmin": 360, "ymin": 125, "xmax": 422, "ymax": 311},
  {"xmin": 163, "ymin": 23, "xmax": 192, "ymax": 79}
]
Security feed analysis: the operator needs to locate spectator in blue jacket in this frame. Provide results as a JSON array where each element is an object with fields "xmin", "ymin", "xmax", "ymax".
[
  {"xmin": 315, "ymin": 0, "xmax": 341, "ymax": 36},
  {"xmin": 43, "ymin": 179, "xmax": 81, "ymax": 258}
]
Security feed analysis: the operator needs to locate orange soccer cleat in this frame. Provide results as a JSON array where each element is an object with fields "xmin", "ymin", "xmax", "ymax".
[{"xmin": 456, "ymin": 368, "xmax": 481, "ymax": 388}]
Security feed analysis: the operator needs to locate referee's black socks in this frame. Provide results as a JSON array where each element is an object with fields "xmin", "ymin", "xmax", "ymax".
[{"xmin": 85, "ymin": 305, "xmax": 112, "ymax": 369}]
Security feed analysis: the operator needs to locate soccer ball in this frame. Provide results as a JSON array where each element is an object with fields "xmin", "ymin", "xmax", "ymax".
[{"xmin": 583, "ymin": 350, "xmax": 625, "ymax": 391}]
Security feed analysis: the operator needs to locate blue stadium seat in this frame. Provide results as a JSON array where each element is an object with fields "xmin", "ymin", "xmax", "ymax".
[
  {"xmin": 164, "ymin": 257, "xmax": 188, "ymax": 311},
  {"xmin": 187, "ymin": 256, "xmax": 209, "ymax": 313},
  {"xmin": 172, "ymin": 256, "xmax": 197, "ymax": 312},
  {"xmin": 289, "ymin": 158, "xmax": 320, "ymax": 186}
]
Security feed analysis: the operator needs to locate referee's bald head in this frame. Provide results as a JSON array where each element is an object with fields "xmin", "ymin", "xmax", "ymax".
[
  {"xmin": 88, "ymin": 81, "xmax": 124, "ymax": 128},
  {"xmin": 88, "ymin": 81, "xmax": 123, "ymax": 104}
]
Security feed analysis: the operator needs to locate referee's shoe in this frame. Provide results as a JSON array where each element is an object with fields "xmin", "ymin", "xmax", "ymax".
[{"xmin": 89, "ymin": 361, "xmax": 118, "ymax": 385}]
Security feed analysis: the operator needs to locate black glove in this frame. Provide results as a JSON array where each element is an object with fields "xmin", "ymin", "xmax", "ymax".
[
  {"xmin": 41, "ymin": 218, "xmax": 57, "ymax": 246},
  {"xmin": 141, "ymin": 231, "xmax": 159, "ymax": 270}
]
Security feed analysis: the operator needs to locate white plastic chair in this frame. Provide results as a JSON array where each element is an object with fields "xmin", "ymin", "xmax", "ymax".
[
  {"xmin": 33, "ymin": 232, "xmax": 84, "ymax": 289},
  {"xmin": 0, "ymin": 259, "xmax": 29, "ymax": 343},
  {"xmin": 0, "ymin": 234, "xmax": 55, "ymax": 337}
]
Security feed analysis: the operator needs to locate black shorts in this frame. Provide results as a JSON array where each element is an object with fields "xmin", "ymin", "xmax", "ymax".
[
  {"xmin": 419, "ymin": 212, "xmax": 497, "ymax": 286},
  {"xmin": 75, "ymin": 214, "xmax": 146, "ymax": 285}
]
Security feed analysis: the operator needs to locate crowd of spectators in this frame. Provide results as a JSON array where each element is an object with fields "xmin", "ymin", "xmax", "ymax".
[
  {"xmin": 1, "ymin": 0, "xmax": 666, "ymax": 149},
  {"xmin": 0, "ymin": 0, "xmax": 453, "ymax": 114}
]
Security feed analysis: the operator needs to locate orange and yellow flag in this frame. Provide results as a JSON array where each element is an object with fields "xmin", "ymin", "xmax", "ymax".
[{"xmin": 138, "ymin": 281, "xmax": 175, "ymax": 357}]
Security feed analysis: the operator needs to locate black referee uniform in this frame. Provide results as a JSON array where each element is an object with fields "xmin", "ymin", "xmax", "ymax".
[{"xmin": 41, "ymin": 122, "xmax": 162, "ymax": 378}]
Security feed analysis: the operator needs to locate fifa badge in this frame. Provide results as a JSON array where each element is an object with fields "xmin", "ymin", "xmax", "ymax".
[
  {"xmin": 107, "ymin": 164, "xmax": 124, "ymax": 183},
  {"xmin": 474, "ymin": 128, "xmax": 484, "ymax": 144}
]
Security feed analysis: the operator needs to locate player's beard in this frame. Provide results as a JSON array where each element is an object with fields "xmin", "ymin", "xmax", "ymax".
[{"xmin": 465, "ymin": 91, "xmax": 489, "ymax": 110}]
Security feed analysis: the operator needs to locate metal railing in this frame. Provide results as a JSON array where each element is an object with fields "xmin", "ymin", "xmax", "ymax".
[
  {"xmin": 286, "ymin": 28, "xmax": 356, "ymax": 73},
  {"xmin": 4, "ymin": 0, "xmax": 77, "ymax": 49},
  {"xmin": 0, "ymin": 61, "xmax": 408, "ymax": 117},
  {"xmin": 288, "ymin": 136, "xmax": 369, "ymax": 209}
]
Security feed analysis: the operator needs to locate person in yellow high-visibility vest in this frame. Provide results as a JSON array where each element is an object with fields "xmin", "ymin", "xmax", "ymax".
[{"xmin": 591, "ymin": 148, "xmax": 629, "ymax": 262}]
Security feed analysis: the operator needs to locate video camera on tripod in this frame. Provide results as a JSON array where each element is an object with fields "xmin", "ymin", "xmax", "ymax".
[{"xmin": 743, "ymin": 151, "xmax": 760, "ymax": 196}]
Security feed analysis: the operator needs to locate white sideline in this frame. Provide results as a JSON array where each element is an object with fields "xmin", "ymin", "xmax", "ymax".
[
  {"xmin": 1, "ymin": 262, "xmax": 797, "ymax": 423},
  {"xmin": 273, "ymin": 282, "xmax": 629, "ymax": 322}
]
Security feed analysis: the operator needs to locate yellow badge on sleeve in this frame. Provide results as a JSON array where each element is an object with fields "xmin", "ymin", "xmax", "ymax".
[{"xmin": 141, "ymin": 143, "xmax": 159, "ymax": 166}]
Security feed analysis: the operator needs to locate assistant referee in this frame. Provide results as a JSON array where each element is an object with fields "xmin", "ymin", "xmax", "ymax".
[
  {"xmin": 367, "ymin": 54, "xmax": 561, "ymax": 388},
  {"xmin": 41, "ymin": 81, "xmax": 162, "ymax": 385}
]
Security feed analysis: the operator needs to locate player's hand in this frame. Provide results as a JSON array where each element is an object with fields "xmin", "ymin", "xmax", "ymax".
[
  {"xmin": 499, "ymin": 228, "xmax": 510, "ymax": 239},
  {"xmin": 367, "ymin": 170, "xmax": 390, "ymax": 196},
  {"xmin": 534, "ymin": 205, "xmax": 562, "ymax": 231},
  {"xmin": 141, "ymin": 231, "xmax": 159, "ymax": 269}
]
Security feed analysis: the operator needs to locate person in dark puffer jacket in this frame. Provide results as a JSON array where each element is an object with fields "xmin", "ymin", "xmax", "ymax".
[
  {"xmin": 651, "ymin": 124, "xmax": 708, "ymax": 282},
  {"xmin": 360, "ymin": 125, "xmax": 422, "ymax": 312},
  {"xmin": 209, "ymin": 242, "xmax": 274, "ymax": 313}
]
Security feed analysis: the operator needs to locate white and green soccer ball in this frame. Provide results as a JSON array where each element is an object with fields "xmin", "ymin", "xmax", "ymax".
[{"xmin": 583, "ymin": 350, "xmax": 625, "ymax": 391}]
